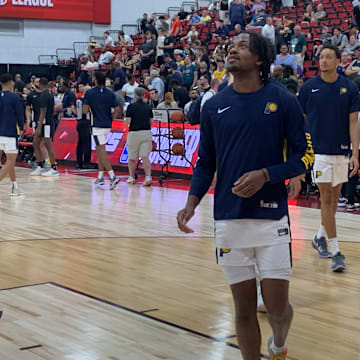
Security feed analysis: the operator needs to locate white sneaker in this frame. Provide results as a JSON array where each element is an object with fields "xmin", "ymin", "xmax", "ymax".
[
  {"xmin": 30, "ymin": 166, "xmax": 43, "ymax": 176},
  {"xmin": 10, "ymin": 185, "xmax": 24, "ymax": 197},
  {"xmin": 126, "ymin": 176, "xmax": 136, "ymax": 184},
  {"xmin": 41, "ymin": 168, "xmax": 59, "ymax": 177},
  {"xmin": 143, "ymin": 176, "xmax": 152, "ymax": 187}
]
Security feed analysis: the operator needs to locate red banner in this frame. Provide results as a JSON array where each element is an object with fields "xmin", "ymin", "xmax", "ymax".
[
  {"xmin": 53, "ymin": 119, "xmax": 200, "ymax": 175},
  {"xmin": 0, "ymin": 0, "xmax": 110, "ymax": 24}
]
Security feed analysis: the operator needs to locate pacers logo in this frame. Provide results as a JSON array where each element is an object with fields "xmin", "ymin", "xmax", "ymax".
[
  {"xmin": 264, "ymin": 102, "xmax": 278, "ymax": 114},
  {"xmin": 340, "ymin": 88, "xmax": 347, "ymax": 95},
  {"xmin": 219, "ymin": 248, "xmax": 231, "ymax": 257},
  {"xmin": 0, "ymin": 0, "xmax": 8, "ymax": 6}
]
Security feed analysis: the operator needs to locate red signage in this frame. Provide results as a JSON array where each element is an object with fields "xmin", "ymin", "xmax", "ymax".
[
  {"xmin": 0, "ymin": 0, "xmax": 110, "ymax": 24},
  {"xmin": 53, "ymin": 119, "xmax": 200, "ymax": 175}
]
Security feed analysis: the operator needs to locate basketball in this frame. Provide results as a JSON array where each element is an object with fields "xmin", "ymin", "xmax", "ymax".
[
  {"xmin": 171, "ymin": 143, "xmax": 184, "ymax": 155},
  {"xmin": 172, "ymin": 127, "xmax": 184, "ymax": 139},
  {"xmin": 152, "ymin": 140, "xmax": 157, "ymax": 151},
  {"xmin": 171, "ymin": 110, "xmax": 184, "ymax": 123}
]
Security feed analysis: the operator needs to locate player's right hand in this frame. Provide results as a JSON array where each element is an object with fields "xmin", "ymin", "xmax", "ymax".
[{"xmin": 177, "ymin": 207, "xmax": 195, "ymax": 233}]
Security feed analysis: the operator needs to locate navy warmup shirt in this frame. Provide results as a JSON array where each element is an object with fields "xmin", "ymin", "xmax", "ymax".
[
  {"xmin": 190, "ymin": 83, "xmax": 313, "ymax": 221},
  {"xmin": 0, "ymin": 91, "xmax": 25, "ymax": 138},
  {"xmin": 298, "ymin": 75, "xmax": 360, "ymax": 155},
  {"xmin": 62, "ymin": 90, "xmax": 77, "ymax": 110},
  {"xmin": 83, "ymin": 87, "xmax": 118, "ymax": 128}
]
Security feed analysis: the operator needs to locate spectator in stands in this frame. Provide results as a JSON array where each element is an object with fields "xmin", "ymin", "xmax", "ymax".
[
  {"xmin": 261, "ymin": 16, "xmax": 275, "ymax": 45},
  {"xmin": 344, "ymin": 34, "xmax": 359, "ymax": 55},
  {"xmin": 215, "ymin": 20, "xmax": 230, "ymax": 37},
  {"xmin": 190, "ymin": 12, "xmax": 201, "ymax": 24},
  {"xmin": 112, "ymin": 62, "xmax": 126, "ymax": 92},
  {"xmin": 270, "ymin": 0, "xmax": 281, "ymax": 14},
  {"xmin": 234, "ymin": 23, "xmax": 242, "ymax": 35},
  {"xmin": 313, "ymin": 26, "xmax": 331, "ymax": 59},
  {"xmin": 181, "ymin": 25, "xmax": 199, "ymax": 43},
  {"xmin": 290, "ymin": 25, "xmax": 307, "ymax": 71},
  {"xmin": 345, "ymin": 46, "xmax": 360, "ymax": 78},
  {"xmin": 212, "ymin": 59, "xmax": 227, "ymax": 80},
  {"xmin": 302, "ymin": 4, "xmax": 314, "ymax": 22},
  {"xmin": 282, "ymin": 0, "xmax": 293, "ymax": 9},
  {"xmin": 200, "ymin": 77, "xmax": 219, "ymax": 109},
  {"xmin": 79, "ymin": 55, "xmax": 99, "ymax": 85},
  {"xmin": 271, "ymin": 65, "xmax": 283, "ymax": 82},
  {"xmin": 181, "ymin": 55, "xmax": 198, "ymax": 90},
  {"xmin": 157, "ymin": 92, "xmax": 178, "ymax": 109},
  {"xmin": 200, "ymin": 9, "xmax": 212, "ymax": 23},
  {"xmin": 164, "ymin": 13, "xmax": 171, "ymax": 27},
  {"xmin": 117, "ymin": 48, "xmax": 134, "ymax": 73},
  {"xmin": 197, "ymin": 47, "xmax": 210, "ymax": 68},
  {"xmin": 140, "ymin": 31, "xmax": 157, "ymax": 70},
  {"xmin": 156, "ymin": 28, "xmax": 166, "ymax": 65},
  {"xmin": 171, "ymin": 15, "xmax": 182, "ymax": 37},
  {"xmin": 171, "ymin": 80, "xmax": 190, "ymax": 108},
  {"xmin": 229, "ymin": 0, "xmax": 245, "ymax": 29},
  {"xmin": 219, "ymin": 0, "xmax": 230, "ymax": 24},
  {"xmin": 178, "ymin": 7, "xmax": 189, "ymax": 20},
  {"xmin": 275, "ymin": 44, "xmax": 297, "ymax": 76},
  {"xmin": 331, "ymin": 27, "xmax": 348, "ymax": 51},
  {"xmin": 117, "ymin": 31, "xmax": 134, "ymax": 46},
  {"xmin": 159, "ymin": 29, "xmax": 176, "ymax": 58},
  {"xmin": 98, "ymin": 50, "xmax": 115, "ymax": 66},
  {"xmin": 251, "ymin": 0, "xmax": 266, "ymax": 13},
  {"xmin": 145, "ymin": 19, "xmax": 158, "ymax": 39},
  {"xmin": 149, "ymin": 89, "xmax": 159, "ymax": 108},
  {"xmin": 169, "ymin": 63, "xmax": 184, "ymax": 86},
  {"xmin": 312, "ymin": 3, "xmax": 326, "ymax": 22},
  {"xmin": 149, "ymin": 70, "xmax": 165, "ymax": 101},
  {"xmin": 337, "ymin": 52, "xmax": 351, "ymax": 76},
  {"xmin": 198, "ymin": 61, "xmax": 211, "ymax": 79},
  {"xmin": 122, "ymin": 74, "xmax": 139, "ymax": 103},
  {"xmin": 214, "ymin": 36, "xmax": 228, "ymax": 54},
  {"xmin": 184, "ymin": 87, "xmax": 200, "ymax": 115},
  {"xmin": 104, "ymin": 31, "xmax": 114, "ymax": 47},
  {"xmin": 349, "ymin": 24, "xmax": 360, "ymax": 42},
  {"xmin": 246, "ymin": 7, "xmax": 268, "ymax": 29},
  {"xmin": 140, "ymin": 13, "xmax": 149, "ymax": 34},
  {"xmin": 158, "ymin": 15, "xmax": 169, "ymax": 32}
]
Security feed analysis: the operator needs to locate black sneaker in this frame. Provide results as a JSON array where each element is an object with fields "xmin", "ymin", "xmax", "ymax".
[
  {"xmin": 337, "ymin": 197, "xmax": 348, "ymax": 207},
  {"xmin": 347, "ymin": 204, "xmax": 355, "ymax": 212},
  {"xmin": 332, "ymin": 252, "xmax": 346, "ymax": 272},
  {"xmin": 312, "ymin": 236, "xmax": 332, "ymax": 258},
  {"xmin": 110, "ymin": 176, "xmax": 120, "ymax": 190},
  {"xmin": 94, "ymin": 177, "xmax": 105, "ymax": 186}
]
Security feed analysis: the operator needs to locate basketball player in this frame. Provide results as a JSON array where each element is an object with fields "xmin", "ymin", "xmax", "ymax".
[
  {"xmin": 177, "ymin": 33, "xmax": 314, "ymax": 360},
  {"xmin": 0, "ymin": 73, "xmax": 25, "ymax": 194},
  {"xmin": 30, "ymin": 77, "xmax": 58, "ymax": 177},
  {"xmin": 299, "ymin": 44, "xmax": 360, "ymax": 272},
  {"xmin": 83, "ymin": 72, "xmax": 121, "ymax": 190}
]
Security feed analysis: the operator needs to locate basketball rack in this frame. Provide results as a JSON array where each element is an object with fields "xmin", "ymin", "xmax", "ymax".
[{"xmin": 151, "ymin": 109, "xmax": 194, "ymax": 185}]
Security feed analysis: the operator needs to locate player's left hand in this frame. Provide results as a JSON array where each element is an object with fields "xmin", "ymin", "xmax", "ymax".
[
  {"xmin": 288, "ymin": 174, "xmax": 305, "ymax": 199},
  {"xmin": 232, "ymin": 170, "xmax": 266, "ymax": 198},
  {"xmin": 349, "ymin": 155, "xmax": 359, "ymax": 178}
]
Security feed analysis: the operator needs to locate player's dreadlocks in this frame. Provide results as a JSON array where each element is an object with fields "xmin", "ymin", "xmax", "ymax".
[{"xmin": 248, "ymin": 32, "xmax": 276, "ymax": 85}]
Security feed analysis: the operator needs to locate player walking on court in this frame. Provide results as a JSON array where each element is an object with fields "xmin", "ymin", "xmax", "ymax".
[
  {"xmin": 0, "ymin": 73, "xmax": 25, "ymax": 194},
  {"xmin": 83, "ymin": 72, "xmax": 121, "ymax": 190},
  {"xmin": 177, "ymin": 33, "xmax": 314, "ymax": 360},
  {"xmin": 299, "ymin": 44, "xmax": 360, "ymax": 272},
  {"xmin": 30, "ymin": 77, "xmax": 58, "ymax": 177}
]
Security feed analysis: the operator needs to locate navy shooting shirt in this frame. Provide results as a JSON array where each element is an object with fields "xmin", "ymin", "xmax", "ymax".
[
  {"xmin": 189, "ymin": 82, "xmax": 313, "ymax": 221},
  {"xmin": 298, "ymin": 75, "xmax": 360, "ymax": 155},
  {"xmin": 83, "ymin": 87, "xmax": 118, "ymax": 128},
  {"xmin": 0, "ymin": 91, "xmax": 25, "ymax": 138}
]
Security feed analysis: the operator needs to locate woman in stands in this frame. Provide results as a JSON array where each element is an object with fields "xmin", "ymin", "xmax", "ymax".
[
  {"xmin": 302, "ymin": 4, "xmax": 314, "ymax": 22},
  {"xmin": 337, "ymin": 52, "xmax": 351, "ymax": 76},
  {"xmin": 331, "ymin": 27, "xmax": 349, "ymax": 51}
]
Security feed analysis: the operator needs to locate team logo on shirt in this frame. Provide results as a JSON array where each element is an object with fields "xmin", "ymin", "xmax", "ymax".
[
  {"xmin": 219, "ymin": 248, "xmax": 231, "ymax": 256},
  {"xmin": 264, "ymin": 102, "xmax": 278, "ymax": 114},
  {"xmin": 316, "ymin": 171, "xmax": 322, "ymax": 178},
  {"xmin": 340, "ymin": 88, "xmax": 347, "ymax": 95}
]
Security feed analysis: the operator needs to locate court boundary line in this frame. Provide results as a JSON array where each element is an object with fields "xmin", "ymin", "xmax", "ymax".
[{"xmin": 0, "ymin": 281, "xmax": 296, "ymax": 359}]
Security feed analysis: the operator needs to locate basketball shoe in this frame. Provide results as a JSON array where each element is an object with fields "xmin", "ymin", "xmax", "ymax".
[
  {"xmin": 126, "ymin": 176, "xmax": 136, "ymax": 185},
  {"xmin": 332, "ymin": 252, "xmax": 346, "ymax": 272},
  {"xmin": 42, "ymin": 168, "xmax": 59, "ymax": 177},
  {"xmin": 94, "ymin": 177, "xmax": 105, "ymax": 185},
  {"xmin": 312, "ymin": 236, "xmax": 332, "ymax": 258},
  {"xmin": 143, "ymin": 176, "xmax": 152, "ymax": 187},
  {"xmin": 268, "ymin": 336, "xmax": 287, "ymax": 360},
  {"xmin": 110, "ymin": 176, "xmax": 120, "ymax": 190},
  {"xmin": 30, "ymin": 166, "xmax": 44, "ymax": 176}
]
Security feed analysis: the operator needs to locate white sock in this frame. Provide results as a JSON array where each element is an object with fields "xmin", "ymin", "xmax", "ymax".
[
  {"xmin": 145, "ymin": 176, "xmax": 152, "ymax": 180},
  {"xmin": 98, "ymin": 171, "xmax": 104, "ymax": 179},
  {"xmin": 317, "ymin": 225, "xmax": 327, "ymax": 239},
  {"xmin": 329, "ymin": 237, "xmax": 340, "ymax": 255},
  {"xmin": 108, "ymin": 170, "xmax": 115, "ymax": 179},
  {"xmin": 11, "ymin": 181, "xmax": 18, "ymax": 189},
  {"xmin": 271, "ymin": 340, "xmax": 286, "ymax": 354}
]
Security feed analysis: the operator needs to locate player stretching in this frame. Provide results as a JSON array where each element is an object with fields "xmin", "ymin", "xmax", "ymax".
[
  {"xmin": 83, "ymin": 72, "xmax": 121, "ymax": 190},
  {"xmin": 177, "ymin": 33, "xmax": 313, "ymax": 360},
  {"xmin": 299, "ymin": 44, "xmax": 360, "ymax": 272},
  {"xmin": 0, "ymin": 73, "xmax": 25, "ymax": 194}
]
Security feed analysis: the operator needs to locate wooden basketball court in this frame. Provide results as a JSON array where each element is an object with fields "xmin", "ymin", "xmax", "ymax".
[{"xmin": 0, "ymin": 167, "xmax": 359, "ymax": 359}]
